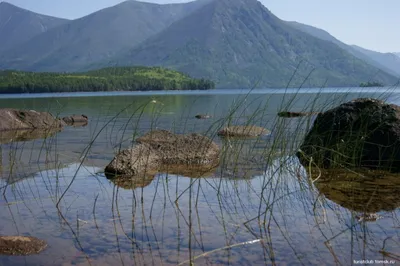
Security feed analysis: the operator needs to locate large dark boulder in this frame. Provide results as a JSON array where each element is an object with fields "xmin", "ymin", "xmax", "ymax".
[
  {"xmin": 105, "ymin": 130, "xmax": 220, "ymax": 179},
  {"xmin": 297, "ymin": 98, "xmax": 400, "ymax": 171}
]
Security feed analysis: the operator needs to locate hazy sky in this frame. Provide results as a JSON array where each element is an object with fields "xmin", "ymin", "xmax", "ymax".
[{"xmin": 1, "ymin": 0, "xmax": 398, "ymax": 53}]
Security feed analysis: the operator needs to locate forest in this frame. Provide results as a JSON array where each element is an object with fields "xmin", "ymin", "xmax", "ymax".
[{"xmin": 0, "ymin": 66, "xmax": 215, "ymax": 93}]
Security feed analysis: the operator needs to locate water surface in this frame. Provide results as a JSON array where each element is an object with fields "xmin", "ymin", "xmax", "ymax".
[{"xmin": 0, "ymin": 88, "xmax": 399, "ymax": 265}]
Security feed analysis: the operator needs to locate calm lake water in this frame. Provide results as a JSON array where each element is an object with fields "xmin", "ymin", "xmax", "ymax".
[{"xmin": 0, "ymin": 88, "xmax": 399, "ymax": 265}]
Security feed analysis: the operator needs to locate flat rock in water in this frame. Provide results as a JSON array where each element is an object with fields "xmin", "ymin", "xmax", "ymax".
[
  {"xmin": 105, "ymin": 130, "xmax": 220, "ymax": 179},
  {"xmin": 297, "ymin": 98, "xmax": 400, "ymax": 172},
  {"xmin": 217, "ymin": 125, "xmax": 270, "ymax": 137},
  {"xmin": 0, "ymin": 108, "xmax": 63, "ymax": 131},
  {"xmin": 62, "ymin": 114, "xmax": 88, "ymax": 126},
  {"xmin": 0, "ymin": 236, "xmax": 47, "ymax": 255}
]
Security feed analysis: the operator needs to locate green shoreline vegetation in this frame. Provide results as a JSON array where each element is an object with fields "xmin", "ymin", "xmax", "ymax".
[{"xmin": 0, "ymin": 66, "xmax": 215, "ymax": 93}]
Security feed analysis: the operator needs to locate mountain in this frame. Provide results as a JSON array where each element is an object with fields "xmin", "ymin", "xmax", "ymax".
[
  {"xmin": 0, "ymin": 2, "xmax": 68, "ymax": 51},
  {"xmin": 351, "ymin": 45, "xmax": 400, "ymax": 76},
  {"xmin": 288, "ymin": 21, "xmax": 400, "ymax": 77},
  {"xmin": 0, "ymin": 0, "xmax": 210, "ymax": 71},
  {"xmin": 395, "ymin": 53, "xmax": 400, "ymax": 58},
  {"xmin": 0, "ymin": 0, "xmax": 397, "ymax": 88},
  {"xmin": 106, "ymin": 0, "xmax": 396, "ymax": 88}
]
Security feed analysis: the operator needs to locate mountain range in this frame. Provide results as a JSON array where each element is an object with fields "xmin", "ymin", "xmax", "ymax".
[
  {"xmin": 288, "ymin": 21, "xmax": 400, "ymax": 78},
  {"xmin": 0, "ymin": 0, "xmax": 398, "ymax": 88},
  {"xmin": 0, "ymin": 2, "xmax": 68, "ymax": 51}
]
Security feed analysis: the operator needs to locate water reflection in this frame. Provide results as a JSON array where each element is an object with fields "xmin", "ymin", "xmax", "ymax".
[
  {"xmin": 0, "ymin": 158, "xmax": 399, "ymax": 265},
  {"xmin": 313, "ymin": 168, "xmax": 400, "ymax": 213},
  {"xmin": 0, "ymin": 128, "xmax": 61, "ymax": 144},
  {"xmin": 108, "ymin": 165, "xmax": 217, "ymax": 190}
]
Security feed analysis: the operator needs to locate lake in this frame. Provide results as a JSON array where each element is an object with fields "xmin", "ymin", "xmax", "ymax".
[{"xmin": 0, "ymin": 88, "xmax": 399, "ymax": 265}]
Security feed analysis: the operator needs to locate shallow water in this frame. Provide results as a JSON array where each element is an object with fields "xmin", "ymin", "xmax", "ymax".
[{"xmin": 0, "ymin": 89, "xmax": 399, "ymax": 265}]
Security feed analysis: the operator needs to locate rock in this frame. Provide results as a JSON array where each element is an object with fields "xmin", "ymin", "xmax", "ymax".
[
  {"xmin": 62, "ymin": 114, "xmax": 88, "ymax": 127},
  {"xmin": 297, "ymin": 98, "xmax": 400, "ymax": 172},
  {"xmin": 195, "ymin": 114, "xmax": 212, "ymax": 119},
  {"xmin": 217, "ymin": 126, "xmax": 270, "ymax": 138},
  {"xmin": 105, "ymin": 143, "xmax": 157, "ymax": 177},
  {"xmin": 0, "ymin": 236, "xmax": 47, "ymax": 255},
  {"xmin": 105, "ymin": 130, "xmax": 220, "ymax": 178},
  {"xmin": 277, "ymin": 111, "xmax": 319, "ymax": 118},
  {"xmin": 0, "ymin": 108, "xmax": 64, "ymax": 132}
]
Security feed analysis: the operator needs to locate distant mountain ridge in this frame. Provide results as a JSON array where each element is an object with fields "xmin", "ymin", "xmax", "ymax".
[
  {"xmin": 0, "ymin": 0, "xmax": 398, "ymax": 88},
  {"xmin": 351, "ymin": 45, "xmax": 400, "ymax": 77},
  {"xmin": 0, "ymin": 2, "xmax": 69, "ymax": 51},
  {"xmin": 0, "ymin": 0, "xmax": 210, "ymax": 71},
  {"xmin": 288, "ymin": 21, "xmax": 400, "ymax": 77},
  {"xmin": 108, "ymin": 0, "xmax": 396, "ymax": 88}
]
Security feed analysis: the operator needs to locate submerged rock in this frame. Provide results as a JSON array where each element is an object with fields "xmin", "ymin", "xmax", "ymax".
[
  {"xmin": 297, "ymin": 98, "xmax": 400, "ymax": 172},
  {"xmin": 217, "ymin": 126, "xmax": 270, "ymax": 138},
  {"xmin": 195, "ymin": 114, "xmax": 212, "ymax": 119},
  {"xmin": 105, "ymin": 130, "xmax": 220, "ymax": 179},
  {"xmin": 217, "ymin": 138, "xmax": 268, "ymax": 179},
  {"xmin": 277, "ymin": 111, "xmax": 319, "ymax": 118},
  {"xmin": 0, "ymin": 236, "xmax": 47, "ymax": 255},
  {"xmin": 62, "ymin": 114, "xmax": 88, "ymax": 127},
  {"xmin": 0, "ymin": 108, "xmax": 63, "ymax": 131}
]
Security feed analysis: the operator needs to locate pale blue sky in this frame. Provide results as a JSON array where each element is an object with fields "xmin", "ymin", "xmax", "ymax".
[{"xmin": 1, "ymin": 0, "xmax": 398, "ymax": 53}]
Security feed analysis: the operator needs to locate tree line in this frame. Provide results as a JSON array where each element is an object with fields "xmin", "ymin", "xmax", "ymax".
[{"xmin": 0, "ymin": 66, "xmax": 215, "ymax": 93}]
